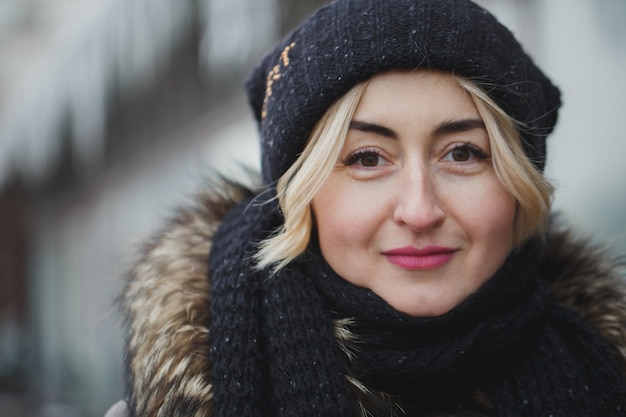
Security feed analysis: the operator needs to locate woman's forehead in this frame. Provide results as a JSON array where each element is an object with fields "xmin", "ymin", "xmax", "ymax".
[{"xmin": 352, "ymin": 71, "xmax": 480, "ymax": 124}]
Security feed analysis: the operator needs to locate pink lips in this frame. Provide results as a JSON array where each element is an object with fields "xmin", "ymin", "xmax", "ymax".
[{"xmin": 383, "ymin": 246, "xmax": 456, "ymax": 270}]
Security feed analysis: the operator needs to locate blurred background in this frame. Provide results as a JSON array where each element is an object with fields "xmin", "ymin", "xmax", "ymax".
[{"xmin": 0, "ymin": 0, "xmax": 624, "ymax": 416}]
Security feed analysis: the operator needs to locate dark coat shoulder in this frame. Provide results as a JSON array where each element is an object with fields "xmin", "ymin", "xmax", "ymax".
[
  {"xmin": 120, "ymin": 183, "xmax": 626, "ymax": 416},
  {"xmin": 540, "ymin": 226, "xmax": 626, "ymax": 369}
]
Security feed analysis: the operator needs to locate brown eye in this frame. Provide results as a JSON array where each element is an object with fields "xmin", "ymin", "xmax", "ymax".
[
  {"xmin": 451, "ymin": 147, "xmax": 471, "ymax": 162},
  {"xmin": 360, "ymin": 152, "xmax": 381, "ymax": 167},
  {"xmin": 443, "ymin": 143, "xmax": 488, "ymax": 163},
  {"xmin": 342, "ymin": 149, "xmax": 388, "ymax": 167}
]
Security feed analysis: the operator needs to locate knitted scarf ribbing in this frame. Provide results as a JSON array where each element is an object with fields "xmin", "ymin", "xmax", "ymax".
[{"xmin": 208, "ymin": 195, "xmax": 626, "ymax": 417}]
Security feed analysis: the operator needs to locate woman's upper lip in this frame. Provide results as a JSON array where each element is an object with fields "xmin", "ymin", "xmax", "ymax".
[{"xmin": 382, "ymin": 246, "xmax": 457, "ymax": 256}]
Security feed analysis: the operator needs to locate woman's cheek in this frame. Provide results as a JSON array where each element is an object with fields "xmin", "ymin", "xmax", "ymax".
[{"xmin": 314, "ymin": 183, "xmax": 382, "ymax": 248}]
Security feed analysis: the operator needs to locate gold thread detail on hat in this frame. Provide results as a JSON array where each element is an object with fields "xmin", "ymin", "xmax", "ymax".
[{"xmin": 262, "ymin": 42, "xmax": 296, "ymax": 119}]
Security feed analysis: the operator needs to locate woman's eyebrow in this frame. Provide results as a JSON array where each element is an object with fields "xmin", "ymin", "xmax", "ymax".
[
  {"xmin": 432, "ymin": 119, "xmax": 485, "ymax": 136},
  {"xmin": 349, "ymin": 120, "xmax": 398, "ymax": 139},
  {"xmin": 349, "ymin": 118, "xmax": 485, "ymax": 139}
]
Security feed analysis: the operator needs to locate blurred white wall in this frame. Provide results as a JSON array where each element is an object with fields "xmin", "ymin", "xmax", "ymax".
[
  {"xmin": 28, "ymin": 95, "xmax": 259, "ymax": 415},
  {"xmin": 541, "ymin": 0, "xmax": 626, "ymax": 246},
  {"xmin": 482, "ymin": 0, "xmax": 626, "ymax": 248}
]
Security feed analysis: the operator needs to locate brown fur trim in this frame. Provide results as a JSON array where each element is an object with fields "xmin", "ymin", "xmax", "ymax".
[
  {"xmin": 541, "ymin": 227, "xmax": 626, "ymax": 371},
  {"xmin": 121, "ymin": 178, "xmax": 254, "ymax": 417},
  {"xmin": 334, "ymin": 318, "xmax": 407, "ymax": 417},
  {"xmin": 121, "ymin": 181, "xmax": 626, "ymax": 416}
]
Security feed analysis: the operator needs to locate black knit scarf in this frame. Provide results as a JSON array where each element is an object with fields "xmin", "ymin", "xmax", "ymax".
[{"xmin": 208, "ymin": 194, "xmax": 626, "ymax": 417}]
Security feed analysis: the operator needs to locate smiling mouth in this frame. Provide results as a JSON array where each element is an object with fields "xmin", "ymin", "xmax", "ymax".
[{"xmin": 382, "ymin": 246, "xmax": 457, "ymax": 270}]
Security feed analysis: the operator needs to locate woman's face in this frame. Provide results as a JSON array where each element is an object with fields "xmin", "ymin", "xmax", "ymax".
[{"xmin": 311, "ymin": 71, "xmax": 517, "ymax": 317}]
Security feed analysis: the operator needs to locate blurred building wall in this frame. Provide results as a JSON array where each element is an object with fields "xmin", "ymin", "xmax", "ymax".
[
  {"xmin": 541, "ymin": 0, "xmax": 626, "ymax": 245},
  {"xmin": 481, "ymin": 0, "xmax": 626, "ymax": 248}
]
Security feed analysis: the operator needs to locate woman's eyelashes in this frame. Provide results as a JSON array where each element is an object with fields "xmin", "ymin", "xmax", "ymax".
[
  {"xmin": 341, "ymin": 142, "xmax": 490, "ymax": 169},
  {"xmin": 441, "ymin": 142, "xmax": 490, "ymax": 163},
  {"xmin": 341, "ymin": 148, "xmax": 389, "ymax": 167}
]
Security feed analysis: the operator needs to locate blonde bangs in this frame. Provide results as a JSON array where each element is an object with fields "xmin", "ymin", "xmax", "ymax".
[
  {"xmin": 457, "ymin": 77, "xmax": 553, "ymax": 245},
  {"xmin": 254, "ymin": 81, "xmax": 369, "ymax": 271}
]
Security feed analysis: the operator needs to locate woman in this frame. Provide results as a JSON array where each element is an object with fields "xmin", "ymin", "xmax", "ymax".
[{"xmin": 112, "ymin": 0, "xmax": 626, "ymax": 416}]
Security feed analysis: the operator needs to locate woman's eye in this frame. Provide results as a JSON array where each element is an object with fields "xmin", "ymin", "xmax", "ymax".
[
  {"xmin": 443, "ymin": 143, "xmax": 489, "ymax": 163},
  {"xmin": 342, "ymin": 150, "xmax": 388, "ymax": 167}
]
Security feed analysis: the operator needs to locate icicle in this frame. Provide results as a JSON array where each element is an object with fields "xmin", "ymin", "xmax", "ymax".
[
  {"xmin": 0, "ymin": 0, "xmax": 282, "ymax": 187},
  {"xmin": 69, "ymin": 32, "xmax": 107, "ymax": 174},
  {"xmin": 0, "ymin": 0, "xmax": 196, "ymax": 187},
  {"xmin": 199, "ymin": 0, "xmax": 278, "ymax": 78}
]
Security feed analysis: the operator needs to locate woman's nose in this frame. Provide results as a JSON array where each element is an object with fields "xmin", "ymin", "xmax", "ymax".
[{"xmin": 392, "ymin": 167, "xmax": 445, "ymax": 232}]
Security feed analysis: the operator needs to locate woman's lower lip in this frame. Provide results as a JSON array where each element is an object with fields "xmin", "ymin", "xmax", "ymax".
[{"xmin": 384, "ymin": 252, "xmax": 454, "ymax": 270}]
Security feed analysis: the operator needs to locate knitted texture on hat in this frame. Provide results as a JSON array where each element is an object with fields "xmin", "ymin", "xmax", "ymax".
[
  {"xmin": 208, "ymin": 196, "xmax": 626, "ymax": 417},
  {"xmin": 245, "ymin": 0, "xmax": 561, "ymax": 184}
]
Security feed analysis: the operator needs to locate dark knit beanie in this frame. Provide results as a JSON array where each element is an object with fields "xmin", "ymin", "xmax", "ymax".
[{"xmin": 245, "ymin": 0, "xmax": 562, "ymax": 185}]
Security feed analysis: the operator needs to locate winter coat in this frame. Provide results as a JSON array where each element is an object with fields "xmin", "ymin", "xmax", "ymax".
[{"xmin": 109, "ymin": 180, "xmax": 626, "ymax": 417}]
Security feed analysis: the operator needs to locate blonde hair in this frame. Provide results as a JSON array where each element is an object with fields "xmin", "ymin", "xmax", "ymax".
[
  {"xmin": 255, "ymin": 73, "xmax": 553, "ymax": 271},
  {"xmin": 254, "ymin": 81, "xmax": 370, "ymax": 271},
  {"xmin": 456, "ymin": 77, "xmax": 554, "ymax": 245}
]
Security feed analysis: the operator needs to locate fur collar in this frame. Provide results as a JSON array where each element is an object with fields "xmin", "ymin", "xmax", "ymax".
[{"xmin": 121, "ymin": 180, "xmax": 626, "ymax": 416}]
